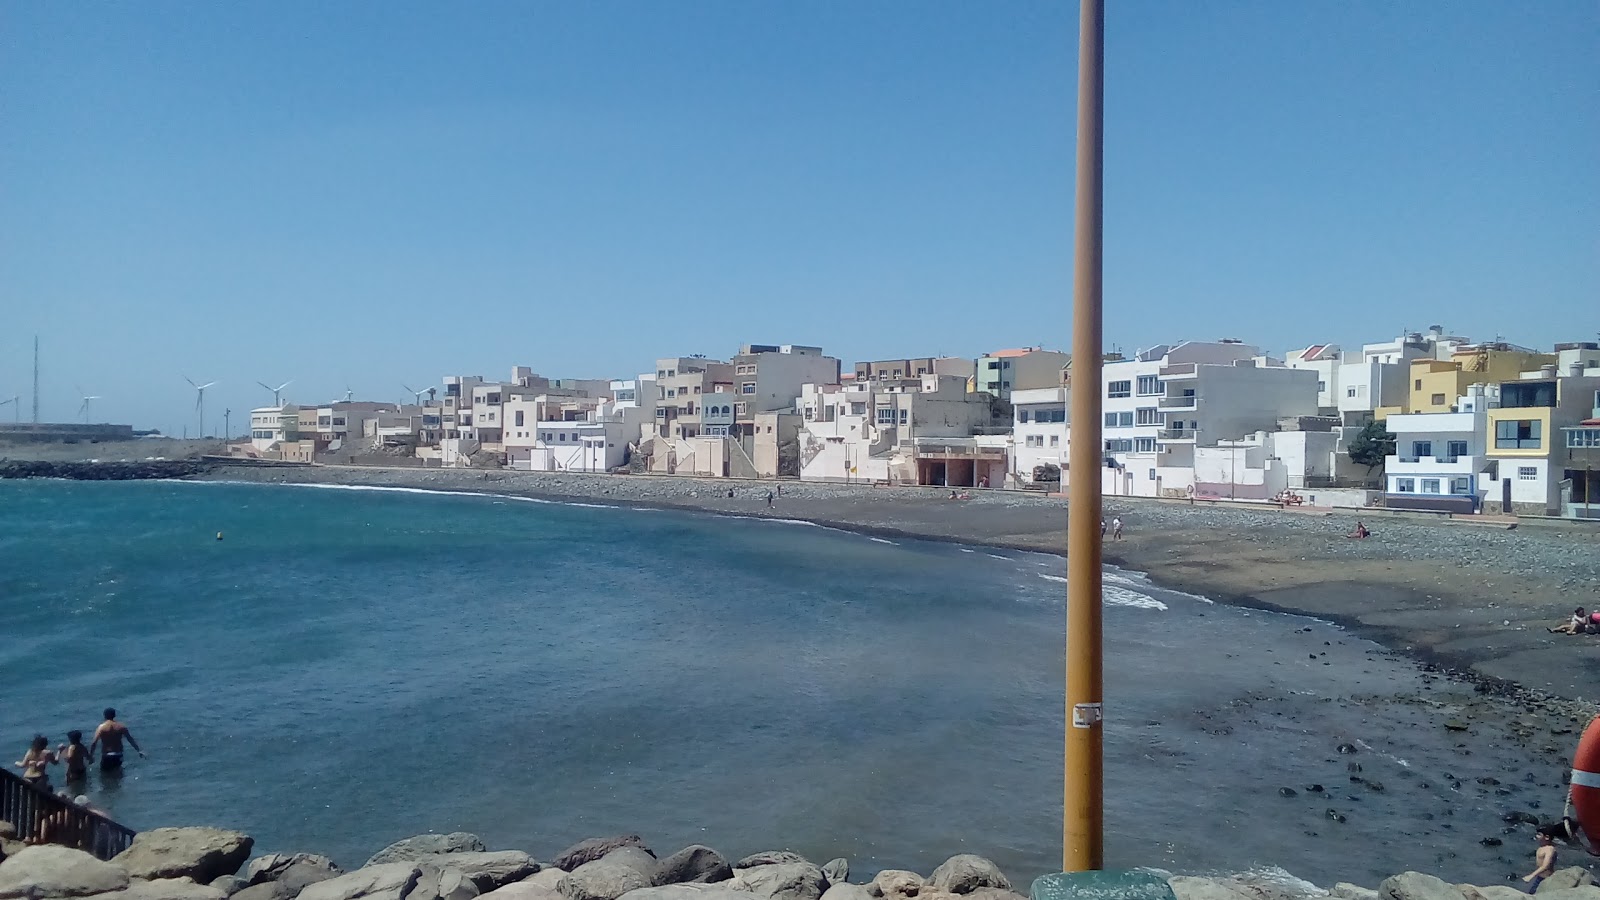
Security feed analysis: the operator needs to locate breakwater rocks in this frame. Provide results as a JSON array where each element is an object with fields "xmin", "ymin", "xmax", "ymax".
[
  {"xmin": 0, "ymin": 460, "xmax": 217, "ymax": 481},
  {"xmin": 2, "ymin": 827, "xmax": 1597, "ymax": 900}
]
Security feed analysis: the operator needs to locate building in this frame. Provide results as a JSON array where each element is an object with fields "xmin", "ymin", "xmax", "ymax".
[
  {"xmin": 1563, "ymin": 418, "xmax": 1600, "ymax": 519},
  {"xmin": 249, "ymin": 405, "xmax": 300, "ymax": 452},
  {"xmin": 1382, "ymin": 398, "xmax": 1490, "ymax": 513},
  {"xmin": 854, "ymin": 357, "xmax": 976, "ymax": 383},
  {"xmin": 1009, "ymin": 386, "xmax": 1068, "ymax": 486},
  {"xmin": 730, "ymin": 344, "xmax": 841, "ymax": 440},
  {"xmin": 975, "ymin": 348, "xmax": 1070, "ymax": 400},
  {"xmin": 797, "ymin": 374, "xmax": 1005, "ymax": 486},
  {"xmin": 1396, "ymin": 343, "xmax": 1553, "ymax": 417},
  {"xmin": 652, "ymin": 356, "xmax": 734, "ymax": 440},
  {"xmin": 440, "ymin": 375, "xmax": 485, "ymax": 440},
  {"xmin": 1483, "ymin": 372, "xmax": 1600, "ymax": 515},
  {"xmin": 1188, "ymin": 422, "xmax": 1356, "ymax": 503}
]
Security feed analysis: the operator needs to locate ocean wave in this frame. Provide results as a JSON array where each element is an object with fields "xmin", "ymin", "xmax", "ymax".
[{"xmin": 1036, "ymin": 574, "xmax": 1169, "ymax": 611}]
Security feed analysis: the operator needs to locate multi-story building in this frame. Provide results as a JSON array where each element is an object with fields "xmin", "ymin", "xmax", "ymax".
[
  {"xmin": 1563, "ymin": 414, "xmax": 1600, "ymax": 519},
  {"xmin": 440, "ymin": 375, "xmax": 485, "ymax": 440},
  {"xmin": 249, "ymin": 405, "xmax": 300, "ymax": 452},
  {"xmin": 975, "ymin": 348, "xmax": 1070, "ymax": 400},
  {"xmin": 652, "ymin": 356, "xmax": 734, "ymax": 440},
  {"xmin": 1396, "ymin": 343, "xmax": 1553, "ymax": 417},
  {"xmin": 798, "ymin": 375, "xmax": 1004, "ymax": 486},
  {"xmin": 854, "ymin": 357, "xmax": 975, "ymax": 383},
  {"xmin": 1382, "ymin": 398, "xmax": 1490, "ymax": 514},
  {"xmin": 730, "ymin": 344, "xmax": 841, "ymax": 440},
  {"xmin": 1009, "ymin": 386, "xmax": 1068, "ymax": 485},
  {"xmin": 1484, "ymin": 371, "xmax": 1600, "ymax": 515}
]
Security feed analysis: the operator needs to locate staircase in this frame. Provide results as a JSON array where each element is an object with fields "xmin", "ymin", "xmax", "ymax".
[{"xmin": 1, "ymin": 768, "xmax": 137, "ymax": 860}]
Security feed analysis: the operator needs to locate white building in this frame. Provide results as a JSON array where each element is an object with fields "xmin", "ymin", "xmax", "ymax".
[
  {"xmin": 249, "ymin": 405, "xmax": 299, "ymax": 452},
  {"xmin": 1382, "ymin": 401, "xmax": 1489, "ymax": 513},
  {"xmin": 798, "ymin": 374, "xmax": 1004, "ymax": 486},
  {"xmin": 1009, "ymin": 386, "xmax": 1068, "ymax": 486}
]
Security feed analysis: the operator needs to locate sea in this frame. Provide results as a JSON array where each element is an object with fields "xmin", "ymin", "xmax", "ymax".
[{"xmin": 0, "ymin": 480, "xmax": 1555, "ymax": 887}]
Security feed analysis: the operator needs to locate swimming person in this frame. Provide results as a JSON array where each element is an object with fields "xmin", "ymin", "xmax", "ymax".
[
  {"xmin": 61, "ymin": 730, "xmax": 92, "ymax": 783},
  {"xmin": 15, "ymin": 735, "xmax": 59, "ymax": 791},
  {"xmin": 90, "ymin": 708, "xmax": 144, "ymax": 773}
]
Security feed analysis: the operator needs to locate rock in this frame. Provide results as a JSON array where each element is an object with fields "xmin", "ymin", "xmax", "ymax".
[
  {"xmin": 928, "ymin": 857, "xmax": 1009, "ymax": 896},
  {"xmin": 367, "ymin": 835, "xmax": 488, "ymax": 868},
  {"xmin": 1337, "ymin": 743, "xmax": 1359, "ymax": 754},
  {"xmin": 0, "ymin": 824, "xmax": 15, "ymax": 842},
  {"xmin": 113, "ymin": 829, "xmax": 254, "ymax": 884},
  {"xmin": 1168, "ymin": 878, "xmax": 1253, "ymax": 900},
  {"xmin": 209, "ymin": 877, "xmax": 247, "ymax": 898},
  {"xmin": 821, "ymin": 887, "xmax": 872, "ymax": 900},
  {"xmin": 733, "ymin": 855, "xmax": 809, "ymax": 872},
  {"xmin": 558, "ymin": 856, "xmax": 654, "ymax": 900},
  {"xmin": 1306, "ymin": 785, "xmax": 1324, "ymax": 793},
  {"xmin": 553, "ymin": 840, "xmax": 652, "ymax": 874},
  {"xmin": 298, "ymin": 864, "xmax": 479, "ymax": 900},
  {"xmin": 523, "ymin": 873, "xmax": 567, "ymax": 892},
  {"xmin": 1380, "ymin": 872, "xmax": 1466, "ymax": 900},
  {"xmin": 1460, "ymin": 886, "xmax": 1526, "ymax": 900},
  {"xmin": 88, "ymin": 878, "xmax": 229, "ymax": 900},
  {"xmin": 1479, "ymin": 838, "xmax": 1502, "ymax": 847},
  {"xmin": 1534, "ymin": 891, "xmax": 1600, "ymax": 900},
  {"xmin": 481, "ymin": 885, "xmax": 563, "ymax": 900},
  {"xmin": 730, "ymin": 864, "xmax": 826, "ymax": 900},
  {"xmin": 820, "ymin": 863, "xmax": 848, "ymax": 890},
  {"xmin": 616, "ymin": 887, "xmax": 749, "ymax": 900},
  {"xmin": 652, "ymin": 848, "xmax": 731, "ymax": 886},
  {"xmin": 869, "ymin": 871, "xmax": 924, "ymax": 900},
  {"xmin": 1445, "ymin": 721, "xmax": 1470, "ymax": 732},
  {"xmin": 410, "ymin": 854, "xmax": 538, "ymax": 891},
  {"xmin": 243, "ymin": 854, "xmax": 342, "ymax": 887},
  {"xmin": 1331, "ymin": 885, "xmax": 1378, "ymax": 900},
  {"xmin": 1278, "ymin": 788, "xmax": 1297, "ymax": 798},
  {"xmin": 964, "ymin": 890, "xmax": 1025, "ymax": 900},
  {"xmin": 1538, "ymin": 871, "xmax": 1597, "ymax": 893},
  {"xmin": 0, "ymin": 846, "xmax": 131, "ymax": 899}
]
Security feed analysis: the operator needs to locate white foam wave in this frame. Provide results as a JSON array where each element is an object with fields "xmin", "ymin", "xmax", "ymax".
[
  {"xmin": 869, "ymin": 537, "xmax": 897, "ymax": 545},
  {"xmin": 1036, "ymin": 574, "xmax": 1168, "ymax": 611}
]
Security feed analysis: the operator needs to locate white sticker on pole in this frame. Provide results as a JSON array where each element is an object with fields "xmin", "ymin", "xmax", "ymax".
[{"xmin": 1072, "ymin": 702, "xmax": 1103, "ymax": 729}]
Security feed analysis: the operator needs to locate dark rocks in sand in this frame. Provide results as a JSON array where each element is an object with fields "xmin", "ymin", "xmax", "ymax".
[
  {"xmin": 1337, "ymin": 743, "xmax": 1359, "ymax": 755},
  {"xmin": 367, "ymin": 834, "xmax": 487, "ymax": 867},
  {"xmin": 1306, "ymin": 784, "xmax": 1325, "ymax": 793},
  {"xmin": 928, "ymin": 855, "xmax": 1010, "ymax": 895},
  {"xmin": 1325, "ymin": 810, "xmax": 1347, "ymax": 824},
  {"xmin": 554, "ymin": 839, "xmax": 653, "ymax": 873},
  {"xmin": 1445, "ymin": 721, "xmax": 1470, "ymax": 732},
  {"xmin": 1480, "ymin": 838, "xmax": 1503, "ymax": 847},
  {"xmin": 114, "ymin": 827, "xmax": 255, "ymax": 884},
  {"xmin": 1279, "ymin": 787, "xmax": 1298, "ymax": 797},
  {"xmin": 653, "ymin": 847, "xmax": 732, "ymax": 886},
  {"xmin": 1347, "ymin": 763, "xmax": 1363, "ymax": 773}
]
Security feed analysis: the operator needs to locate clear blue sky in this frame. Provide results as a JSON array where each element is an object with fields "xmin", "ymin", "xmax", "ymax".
[{"xmin": 2, "ymin": 1, "xmax": 1595, "ymax": 435}]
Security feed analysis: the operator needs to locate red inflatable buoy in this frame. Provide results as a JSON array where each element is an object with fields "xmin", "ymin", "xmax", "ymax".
[{"xmin": 1573, "ymin": 716, "xmax": 1600, "ymax": 851}]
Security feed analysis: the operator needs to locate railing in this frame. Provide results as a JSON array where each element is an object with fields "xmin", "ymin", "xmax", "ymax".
[
  {"xmin": 1156, "ymin": 428, "xmax": 1197, "ymax": 441},
  {"xmin": 0, "ymin": 768, "xmax": 137, "ymax": 860}
]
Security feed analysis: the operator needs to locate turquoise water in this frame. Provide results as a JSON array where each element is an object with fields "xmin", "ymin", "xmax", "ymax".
[{"xmin": 0, "ymin": 481, "xmax": 1549, "ymax": 885}]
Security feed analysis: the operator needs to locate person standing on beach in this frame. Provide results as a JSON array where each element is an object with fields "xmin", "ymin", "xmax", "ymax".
[
  {"xmin": 1524, "ymin": 827, "xmax": 1558, "ymax": 892},
  {"xmin": 1111, "ymin": 517, "xmax": 1124, "ymax": 540},
  {"xmin": 61, "ymin": 730, "xmax": 92, "ymax": 784},
  {"xmin": 766, "ymin": 490, "xmax": 775, "ymax": 509},
  {"xmin": 90, "ymin": 708, "xmax": 144, "ymax": 773}
]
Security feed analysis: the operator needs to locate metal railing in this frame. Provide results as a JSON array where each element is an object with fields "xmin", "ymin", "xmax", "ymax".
[{"xmin": 0, "ymin": 768, "xmax": 137, "ymax": 860}]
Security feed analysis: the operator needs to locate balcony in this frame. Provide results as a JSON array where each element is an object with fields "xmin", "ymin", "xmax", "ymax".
[
  {"xmin": 1159, "ymin": 363, "xmax": 1197, "ymax": 379},
  {"xmin": 1156, "ymin": 428, "xmax": 1198, "ymax": 443},
  {"xmin": 1385, "ymin": 454, "xmax": 1480, "ymax": 474},
  {"xmin": 1158, "ymin": 394, "xmax": 1198, "ymax": 410}
]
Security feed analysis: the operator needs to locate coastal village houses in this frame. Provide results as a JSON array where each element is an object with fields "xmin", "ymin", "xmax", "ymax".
[{"xmin": 223, "ymin": 329, "xmax": 1600, "ymax": 519}]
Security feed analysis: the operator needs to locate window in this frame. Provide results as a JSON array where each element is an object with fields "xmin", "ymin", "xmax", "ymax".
[
  {"xmin": 1414, "ymin": 379, "xmax": 1422, "ymax": 390},
  {"xmin": 514, "ymin": 410, "xmax": 525, "ymax": 427},
  {"xmin": 1447, "ymin": 440, "xmax": 1468, "ymax": 458},
  {"xmin": 1026, "ymin": 435, "xmax": 1043, "ymax": 448},
  {"xmin": 1412, "ymin": 441, "xmax": 1432, "ymax": 459},
  {"xmin": 1136, "ymin": 407, "xmax": 1161, "ymax": 426},
  {"xmin": 899, "ymin": 409, "xmax": 908, "ymax": 425},
  {"xmin": 1050, "ymin": 435, "xmax": 1060, "ymax": 447},
  {"xmin": 877, "ymin": 408, "xmax": 897, "ymax": 424},
  {"xmin": 1104, "ymin": 412, "xmax": 1118, "ymax": 427},
  {"xmin": 1501, "ymin": 381, "xmax": 1557, "ymax": 409},
  {"xmin": 1396, "ymin": 477, "xmax": 1415, "ymax": 492},
  {"xmin": 1518, "ymin": 466, "xmax": 1538, "ymax": 480},
  {"xmin": 1135, "ymin": 437, "xmax": 1156, "ymax": 453},
  {"xmin": 694, "ymin": 386, "xmax": 702, "ymax": 394},
  {"xmin": 1347, "ymin": 387, "xmax": 1358, "ymax": 398},
  {"xmin": 1048, "ymin": 409, "xmax": 1066, "ymax": 423},
  {"xmin": 1103, "ymin": 439, "xmax": 1132, "ymax": 452},
  {"xmin": 1421, "ymin": 479, "xmax": 1441, "ymax": 494},
  {"xmin": 1119, "ymin": 412, "xmax": 1134, "ymax": 427},
  {"xmin": 741, "ymin": 383, "xmax": 757, "ymax": 395},
  {"xmin": 1136, "ymin": 375, "xmax": 1161, "ymax": 395},
  {"xmin": 541, "ymin": 432, "xmax": 552, "ymax": 442},
  {"xmin": 1317, "ymin": 380, "xmax": 1326, "ymax": 393},
  {"xmin": 1107, "ymin": 380, "xmax": 1131, "ymax": 398},
  {"xmin": 1569, "ymin": 429, "xmax": 1600, "ymax": 448},
  {"xmin": 1451, "ymin": 477, "xmax": 1471, "ymax": 494},
  {"xmin": 1148, "ymin": 469, "xmax": 1157, "ymax": 481},
  {"xmin": 1002, "ymin": 360, "xmax": 1011, "ymax": 369},
  {"xmin": 1431, "ymin": 393, "xmax": 1446, "ymax": 406},
  {"xmin": 1001, "ymin": 381, "xmax": 1010, "ymax": 390},
  {"xmin": 666, "ymin": 388, "xmax": 676, "ymax": 398},
  {"xmin": 850, "ymin": 402, "xmax": 866, "ymax": 416},
  {"xmin": 1018, "ymin": 410, "xmax": 1031, "ymax": 423},
  {"xmin": 1495, "ymin": 419, "xmax": 1541, "ymax": 449}
]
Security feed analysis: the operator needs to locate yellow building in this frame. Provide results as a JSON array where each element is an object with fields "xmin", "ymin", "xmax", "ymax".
[{"xmin": 1379, "ymin": 345, "xmax": 1554, "ymax": 419}]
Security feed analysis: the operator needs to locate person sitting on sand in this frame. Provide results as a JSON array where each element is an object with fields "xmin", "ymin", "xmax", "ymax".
[
  {"xmin": 1346, "ymin": 521, "xmax": 1370, "ymax": 539},
  {"xmin": 1551, "ymin": 608, "xmax": 1588, "ymax": 635}
]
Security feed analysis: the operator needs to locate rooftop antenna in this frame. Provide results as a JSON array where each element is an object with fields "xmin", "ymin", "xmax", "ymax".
[
  {"xmin": 76, "ymin": 385, "xmax": 101, "ymax": 423},
  {"xmin": 185, "ymin": 376, "xmax": 217, "ymax": 438},
  {"xmin": 257, "ymin": 379, "xmax": 292, "ymax": 407}
]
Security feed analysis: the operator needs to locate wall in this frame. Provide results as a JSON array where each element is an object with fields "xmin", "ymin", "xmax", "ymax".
[{"xmin": 1190, "ymin": 363, "xmax": 1319, "ymax": 444}]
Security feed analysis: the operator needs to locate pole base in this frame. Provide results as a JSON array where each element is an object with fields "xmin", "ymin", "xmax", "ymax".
[{"xmin": 1031, "ymin": 870, "xmax": 1176, "ymax": 900}]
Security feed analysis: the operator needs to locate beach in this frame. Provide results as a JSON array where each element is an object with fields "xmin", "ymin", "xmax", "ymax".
[{"xmin": 190, "ymin": 464, "xmax": 1600, "ymax": 705}]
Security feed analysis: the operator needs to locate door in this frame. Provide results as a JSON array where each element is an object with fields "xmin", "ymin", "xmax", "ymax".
[{"xmin": 1501, "ymin": 477, "xmax": 1512, "ymax": 514}]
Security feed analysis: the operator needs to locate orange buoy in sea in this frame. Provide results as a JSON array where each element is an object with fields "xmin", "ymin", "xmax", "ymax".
[{"xmin": 1572, "ymin": 715, "xmax": 1600, "ymax": 851}]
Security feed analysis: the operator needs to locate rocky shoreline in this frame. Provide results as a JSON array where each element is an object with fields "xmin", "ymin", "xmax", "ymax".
[{"xmin": 2, "ymin": 825, "xmax": 1595, "ymax": 900}]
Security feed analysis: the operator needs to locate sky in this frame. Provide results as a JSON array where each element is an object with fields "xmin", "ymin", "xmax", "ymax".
[{"xmin": 1, "ymin": 1, "xmax": 1595, "ymax": 435}]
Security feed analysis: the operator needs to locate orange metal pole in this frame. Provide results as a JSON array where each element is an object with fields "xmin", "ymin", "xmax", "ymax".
[{"xmin": 1064, "ymin": 0, "xmax": 1105, "ymax": 874}]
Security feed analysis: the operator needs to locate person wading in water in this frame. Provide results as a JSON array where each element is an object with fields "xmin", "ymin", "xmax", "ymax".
[{"xmin": 90, "ymin": 708, "xmax": 144, "ymax": 773}]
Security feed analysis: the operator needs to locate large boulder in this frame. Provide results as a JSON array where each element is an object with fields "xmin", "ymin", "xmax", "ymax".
[
  {"xmin": 367, "ymin": 835, "xmax": 487, "ymax": 868},
  {"xmin": 558, "ymin": 854, "xmax": 655, "ymax": 900},
  {"xmin": 1539, "ymin": 872, "xmax": 1598, "ymax": 894},
  {"xmin": 523, "ymin": 873, "xmax": 567, "ymax": 892},
  {"xmin": 1380, "ymin": 874, "xmax": 1465, "ymax": 900},
  {"xmin": 0, "ymin": 846, "xmax": 131, "ymax": 899},
  {"xmin": 1332, "ymin": 886, "xmax": 1379, "ymax": 900},
  {"xmin": 819, "ymin": 864, "xmax": 847, "ymax": 890},
  {"xmin": 928, "ymin": 858, "xmax": 1008, "ymax": 896},
  {"xmin": 482, "ymin": 885, "xmax": 563, "ymax": 900},
  {"xmin": 1534, "ymin": 891, "xmax": 1600, "ymax": 900},
  {"xmin": 820, "ymin": 886, "xmax": 871, "ymax": 900},
  {"xmin": 617, "ymin": 888, "xmax": 749, "ymax": 900},
  {"xmin": 653, "ymin": 849, "xmax": 731, "ymax": 887},
  {"xmin": 113, "ymin": 829, "xmax": 254, "ymax": 884},
  {"xmin": 730, "ymin": 864, "xmax": 826, "ymax": 900},
  {"xmin": 733, "ymin": 855, "xmax": 808, "ymax": 872},
  {"xmin": 963, "ymin": 890, "xmax": 1025, "ymax": 900},
  {"xmin": 243, "ymin": 854, "xmax": 342, "ymax": 887},
  {"xmin": 1169, "ymin": 881, "xmax": 1254, "ymax": 900},
  {"xmin": 298, "ymin": 864, "xmax": 478, "ymax": 900},
  {"xmin": 1462, "ymin": 888, "xmax": 1530, "ymax": 900},
  {"xmin": 553, "ymin": 841, "xmax": 653, "ymax": 875},
  {"xmin": 86, "ymin": 879, "xmax": 229, "ymax": 900},
  {"xmin": 869, "ymin": 873, "xmax": 923, "ymax": 900},
  {"xmin": 410, "ymin": 854, "xmax": 537, "ymax": 892},
  {"xmin": 208, "ymin": 877, "xmax": 246, "ymax": 899}
]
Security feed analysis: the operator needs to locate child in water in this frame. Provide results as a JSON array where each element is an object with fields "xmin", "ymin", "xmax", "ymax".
[{"xmin": 61, "ymin": 730, "xmax": 93, "ymax": 783}]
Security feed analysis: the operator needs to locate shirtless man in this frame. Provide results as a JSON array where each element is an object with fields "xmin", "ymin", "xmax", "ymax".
[
  {"xmin": 1523, "ymin": 827, "xmax": 1558, "ymax": 893},
  {"xmin": 89, "ymin": 708, "xmax": 144, "ymax": 773}
]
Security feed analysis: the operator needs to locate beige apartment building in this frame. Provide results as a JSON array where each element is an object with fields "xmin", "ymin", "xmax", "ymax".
[
  {"xmin": 652, "ymin": 356, "xmax": 735, "ymax": 440},
  {"xmin": 730, "ymin": 344, "xmax": 840, "ymax": 440}
]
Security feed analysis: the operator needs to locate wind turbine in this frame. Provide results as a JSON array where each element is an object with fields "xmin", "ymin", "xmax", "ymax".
[
  {"xmin": 76, "ymin": 386, "xmax": 102, "ymax": 423},
  {"xmin": 0, "ymin": 395, "xmax": 18, "ymax": 422},
  {"xmin": 343, "ymin": 385, "xmax": 354, "ymax": 403},
  {"xmin": 185, "ymin": 376, "xmax": 217, "ymax": 438},
  {"xmin": 403, "ymin": 384, "xmax": 429, "ymax": 405},
  {"xmin": 257, "ymin": 379, "xmax": 293, "ymax": 407}
]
